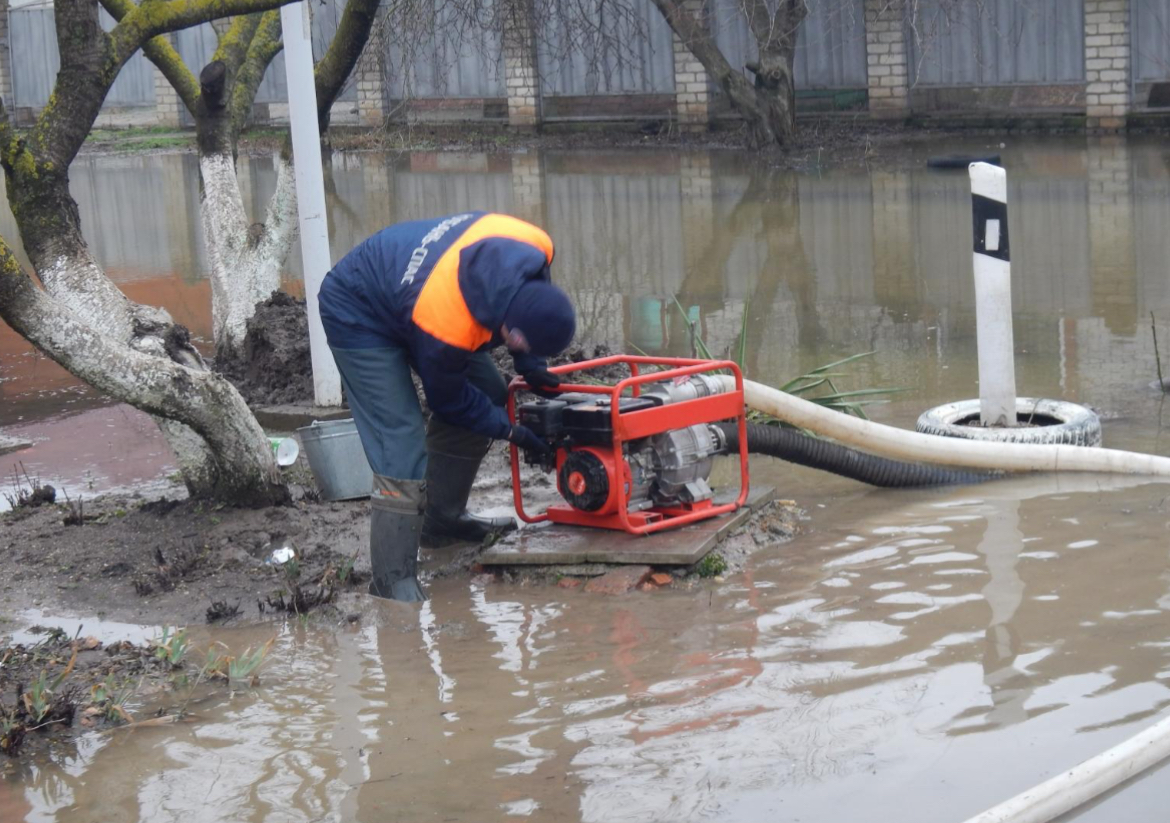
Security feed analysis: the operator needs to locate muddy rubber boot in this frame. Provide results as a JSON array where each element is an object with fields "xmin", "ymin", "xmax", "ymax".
[
  {"xmin": 369, "ymin": 476, "xmax": 427, "ymax": 602},
  {"xmin": 420, "ymin": 451, "xmax": 516, "ymax": 548},
  {"xmin": 421, "ymin": 417, "xmax": 516, "ymax": 549}
]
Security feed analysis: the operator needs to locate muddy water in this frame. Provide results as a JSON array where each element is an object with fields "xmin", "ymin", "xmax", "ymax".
[
  {"xmin": 5, "ymin": 136, "xmax": 1170, "ymax": 496},
  {"xmin": 4, "ymin": 136, "xmax": 1170, "ymax": 819},
  {"xmin": 5, "ymin": 475, "xmax": 1170, "ymax": 821}
]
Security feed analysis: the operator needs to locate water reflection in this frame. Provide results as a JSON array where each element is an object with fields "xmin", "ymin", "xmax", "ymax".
[{"xmin": 4, "ymin": 136, "xmax": 1170, "ymax": 432}]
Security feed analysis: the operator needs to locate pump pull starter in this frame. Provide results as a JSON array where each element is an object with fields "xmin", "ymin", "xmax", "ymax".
[{"xmin": 507, "ymin": 355, "xmax": 750, "ymax": 535}]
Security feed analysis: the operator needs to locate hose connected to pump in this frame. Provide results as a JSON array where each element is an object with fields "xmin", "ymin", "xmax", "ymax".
[
  {"xmin": 713, "ymin": 421, "xmax": 998, "ymax": 487},
  {"xmin": 711, "ymin": 376, "xmax": 1170, "ymax": 478}
]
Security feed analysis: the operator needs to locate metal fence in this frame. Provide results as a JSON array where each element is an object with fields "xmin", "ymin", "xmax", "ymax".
[
  {"xmin": 537, "ymin": 0, "xmax": 675, "ymax": 96},
  {"xmin": 907, "ymin": 0, "xmax": 1085, "ymax": 86},
  {"xmin": 1133, "ymin": 0, "xmax": 1170, "ymax": 81},
  {"xmin": 383, "ymin": 0, "xmax": 506, "ymax": 99},
  {"xmin": 10, "ymin": 4, "xmax": 156, "ymax": 110},
  {"xmin": 712, "ymin": 0, "xmax": 869, "ymax": 90},
  {"xmin": 9, "ymin": 0, "xmax": 357, "ymax": 115}
]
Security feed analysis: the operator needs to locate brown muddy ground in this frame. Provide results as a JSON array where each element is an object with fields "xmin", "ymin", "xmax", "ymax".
[
  {"xmin": 0, "ymin": 493, "xmax": 372, "ymax": 628},
  {"xmin": 81, "ymin": 118, "xmax": 984, "ymax": 175},
  {"xmin": 0, "ymin": 631, "xmax": 192, "ymax": 759},
  {"xmin": 0, "ymin": 426, "xmax": 797, "ymax": 626},
  {"xmin": 314, "ymin": 119, "xmax": 1007, "ymax": 172}
]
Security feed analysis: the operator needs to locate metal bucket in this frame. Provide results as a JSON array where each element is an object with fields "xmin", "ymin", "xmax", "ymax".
[{"xmin": 297, "ymin": 418, "xmax": 373, "ymax": 501}]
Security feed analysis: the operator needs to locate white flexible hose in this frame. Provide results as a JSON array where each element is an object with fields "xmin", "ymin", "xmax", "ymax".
[
  {"xmin": 959, "ymin": 714, "xmax": 1170, "ymax": 823},
  {"xmin": 714, "ymin": 377, "xmax": 1170, "ymax": 477}
]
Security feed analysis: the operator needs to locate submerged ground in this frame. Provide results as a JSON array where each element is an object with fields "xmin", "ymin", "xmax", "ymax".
[{"xmin": 2, "ymin": 133, "xmax": 1170, "ymax": 821}]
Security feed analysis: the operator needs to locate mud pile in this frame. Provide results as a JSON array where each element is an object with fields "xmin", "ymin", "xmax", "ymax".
[{"xmin": 217, "ymin": 291, "xmax": 315, "ymax": 406}]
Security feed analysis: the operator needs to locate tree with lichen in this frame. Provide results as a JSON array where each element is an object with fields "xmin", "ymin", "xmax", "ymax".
[
  {"xmin": 0, "ymin": 0, "xmax": 332, "ymax": 505},
  {"xmin": 101, "ymin": 0, "xmax": 379, "ymax": 354}
]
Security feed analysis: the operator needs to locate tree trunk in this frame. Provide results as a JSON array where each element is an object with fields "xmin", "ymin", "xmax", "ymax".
[
  {"xmin": 109, "ymin": 0, "xmax": 379, "ymax": 354},
  {"xmin": 745, "ymin": 46, "xmax": 799, "ymax": 147},
  {"xmin": 0, "ymin": 0, "xmax": 339, "ymax": 506},
  {"xmin": 0, "ymin": 234, "xmax": 287, "ymax": 505},
  {"xmin": 647, "ymin": 0, "xmax": 804, "ymax": 150},
  {"xmin": 201, "ymin": 151, "xmax": 298, "ymax": 353},
  {"xmin": 3, "ymin": 130, "xmax": 287, "ymax": 505}
]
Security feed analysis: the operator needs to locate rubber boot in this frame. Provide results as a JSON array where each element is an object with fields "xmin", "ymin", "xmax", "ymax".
[
  {"xmin": 421, "ymin": 417, "xmax": 516, "ymax": 549},
  {"xmin": 369, "ymin": 476, "xmax": 427, "ymax": 602}
]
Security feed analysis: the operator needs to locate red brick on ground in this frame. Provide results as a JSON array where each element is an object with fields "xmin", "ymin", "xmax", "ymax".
[
  {"xmin": 557, "ymin": 577, "xmax": 584, "ymax": 589},
  {"xmin": 650, "ymin": 573, "xmax": 672, "ymax": 587},
  {"xmin": 583, "ymin": 565, "xmax": 653, "ymax": 595}
]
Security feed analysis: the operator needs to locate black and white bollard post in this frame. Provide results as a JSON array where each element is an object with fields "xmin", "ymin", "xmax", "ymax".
[
  {"xmin": 970, "ymin": 161, "xmax": 1017, "ymax": 428},
  {"xmin": 915, "ymin": 161, "xmax": 1102, "ymax": 447}
]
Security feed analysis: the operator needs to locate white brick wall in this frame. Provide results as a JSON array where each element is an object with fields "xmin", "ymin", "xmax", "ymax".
[
  {"xmin": 864, "ymin": 0, "xmax": 908, "ymax": 115},
  {"xmin": 673, "ymin": 0, "xmax": 709, "ymax": 128},
  {"xmin": 355, "ymin": 28, "xmax": 388, "ymax": 128},
  {"xmin": 153, "ymin": 46, "xmax": 184, "ymax": 129},
  {"xmin": 1084, "ymin": 0, "xmax": 1130, "ymax": 129},
  {"xmin": 503, "ymin": 0, "xmax": 540, "ymax": 127}
]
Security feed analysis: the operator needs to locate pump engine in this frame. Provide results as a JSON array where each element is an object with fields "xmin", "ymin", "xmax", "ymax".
[{"xmin": 508, "ymin": 356, "xmax": 750, "ymax": 535}]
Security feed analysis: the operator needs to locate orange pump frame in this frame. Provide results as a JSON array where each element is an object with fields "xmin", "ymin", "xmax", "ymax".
[{"xmin": 507, "ymin": 355, "xmax": 750, "ymax": 535}]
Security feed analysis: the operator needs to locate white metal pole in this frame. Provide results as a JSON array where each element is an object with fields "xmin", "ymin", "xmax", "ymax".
[
  {"xmin": 281, "ymin": 1, "xmax": 342, "ymax": 407},
  {"xmin": 970, "ymin": 161, "xmax": 1016, "ymax": 427}
]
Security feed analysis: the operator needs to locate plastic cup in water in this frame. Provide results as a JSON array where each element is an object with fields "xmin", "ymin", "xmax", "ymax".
[{"xmin": 269, "ymin": 437, "xmax": 300, "ymax": 467}]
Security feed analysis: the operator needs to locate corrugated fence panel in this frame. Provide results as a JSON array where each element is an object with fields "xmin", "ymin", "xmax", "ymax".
[
  {"xmin": 712, "ymin": 0, "xmax": 868, "ymax": 89},
  {"xmin": 385, "ymin": 2, "xmax": 505, "ymax": 99},
  {"xmin": 1134, "ymin": 0, "xmax": 1170, "ymax": 81},
  {"xmin": 909, "ymin": 0, "xmax": 1085, "ymax": 86},
  {"xmin": 11, "ymin": 6, "xmax": 155, "ymax": 109},
  {"xmin": 538, "ymin": 0, "xmax": 675, "ymax": 96}
]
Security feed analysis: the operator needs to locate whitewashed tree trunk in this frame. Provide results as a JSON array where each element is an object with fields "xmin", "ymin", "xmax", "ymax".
[
  {"xmin": 1, "ymin": 255, "xmax": 284, "ymax": 502},
  {"xmin": 201, "ymin": 151, "xmax": 300, "ymax": 353},
  {"xmin": 20, "ymin": 206, "xmax": 280, "ymax": 501}
]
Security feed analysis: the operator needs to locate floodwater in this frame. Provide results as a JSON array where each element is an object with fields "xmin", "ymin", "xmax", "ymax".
[{"xmin": 4, "ymin": 136, "xmax": 1170, "ymax": 820}]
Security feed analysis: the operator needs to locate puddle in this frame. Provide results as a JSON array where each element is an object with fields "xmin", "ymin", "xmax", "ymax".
[{"xmin": 5, "ymin": 610, "xmax": 160, "ymax": 646}]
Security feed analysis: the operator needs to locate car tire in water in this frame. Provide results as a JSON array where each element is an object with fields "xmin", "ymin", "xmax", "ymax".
[{"xmin": 915, "ymin": 398, "xmax": 1102, "ymax": 447}]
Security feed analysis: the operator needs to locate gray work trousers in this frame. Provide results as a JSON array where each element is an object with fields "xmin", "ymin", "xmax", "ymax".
[{"xmin": 329, "ymin": 345, "xmax": 508, "ymax": 480}]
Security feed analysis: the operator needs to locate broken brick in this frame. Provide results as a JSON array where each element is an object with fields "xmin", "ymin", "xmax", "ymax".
[
  {"xmin": 650, "ymin": 573, "xmax": 672, "ymax": 587},
  {"xmin": 557, "ymin": 577, "xmax": 583, "ymax": 589},
  {"xmin": 583, "ymin": 565, "xmax": 652, "ymax": 595}
]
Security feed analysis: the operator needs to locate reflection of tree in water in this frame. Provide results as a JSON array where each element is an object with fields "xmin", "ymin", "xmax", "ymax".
[
  {"xmin": 782, "ymin": 481, "xmax": 1170, "ymax": 737},
  {"xmin": 670, "ymin": 164, "xmax": 820, "ymax": 377}
]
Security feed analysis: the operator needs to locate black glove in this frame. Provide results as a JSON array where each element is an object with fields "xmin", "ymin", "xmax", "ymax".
[
  {"xmin": 507, "ymin": 424, "xmax": 551, "ymax": 455},
  {"xmin": 523, "ymin": 367, "xmax": 561, "ymax": 399}
]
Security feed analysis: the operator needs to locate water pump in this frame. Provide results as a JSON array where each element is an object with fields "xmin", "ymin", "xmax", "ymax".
[{"xmin": 508, "ymin": 355, "xmax": 750, "ymax": 535}]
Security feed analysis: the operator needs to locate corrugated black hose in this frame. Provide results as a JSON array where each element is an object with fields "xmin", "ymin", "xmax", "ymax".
[{"xmin": 714, "ymin": 421, "xmax": 1000, "ymax": 488}]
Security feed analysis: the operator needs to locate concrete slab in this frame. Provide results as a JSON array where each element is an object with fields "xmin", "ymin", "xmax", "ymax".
[
  {"xmin": 253, "ymin": 404, "xmax": 351, "ymax": 432},
  {"xmin": 480, "ymin": 485, "xmax": 776, "ymax": 567},
  {"xmin": 0, "ymin": 434, "xmax": 32, "ymax": 457}
]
